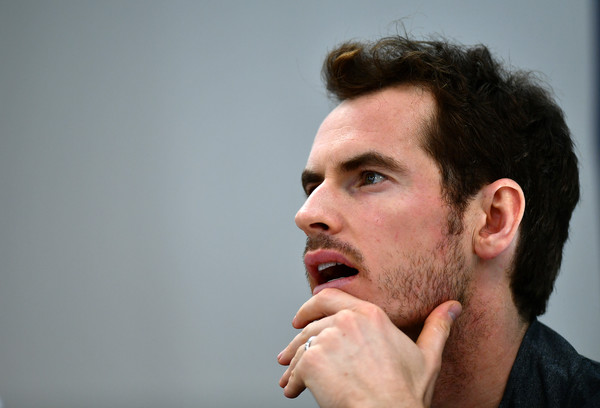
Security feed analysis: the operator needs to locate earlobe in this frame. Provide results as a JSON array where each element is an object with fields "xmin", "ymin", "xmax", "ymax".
[{"xmin": 473, "ymin": 179, "xmax": 525, "ymax": 260}]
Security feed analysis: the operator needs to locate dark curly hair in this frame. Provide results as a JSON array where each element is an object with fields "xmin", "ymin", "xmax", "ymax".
[{"xmin": 323, "ymin": 36, "xmax": 580, "ymax": 322}]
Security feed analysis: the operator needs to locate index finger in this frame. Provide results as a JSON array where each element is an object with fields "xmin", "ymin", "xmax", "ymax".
[{"xmin": 292, "ymin": 288, "xmax": 365, "ymax": 328}]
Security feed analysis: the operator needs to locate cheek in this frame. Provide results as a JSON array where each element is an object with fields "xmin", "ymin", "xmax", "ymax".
[
  {"xmin": 380, "ymin": 203, "xmax": 449, "ymax": 247},
  {"xmin": 361, "ymin": 209, "xmax": 416, "ymax": 251},
  {"xmin": 352, "ymin": 190, "xmax": 450, "ymax": 249}
]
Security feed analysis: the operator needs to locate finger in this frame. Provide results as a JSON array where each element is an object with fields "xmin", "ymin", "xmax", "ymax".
[
  {"xmin": 278, "ymin": 318, "xmax": 330, "ymax": 366},
  {"xmin": 279, "ymin": 342, "xmax": 305, "ymax": 388},
  {"xmin": 416, "ymin": 300, "xmax": 462, "ymax": 366},
  {"xmin": 284, "ymin": 365, "xmax": 308, "ymax": 399},
  {"xmin": 292, "ymin": 288, "xmax": 365, "ymax": 328},
  {"xmin": 283, "ymin": 337, "xmax": 319, "ymax": 398}
]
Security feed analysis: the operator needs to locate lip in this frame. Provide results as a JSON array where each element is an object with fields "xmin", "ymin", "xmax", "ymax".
[
  {"xmin": 312, "ymin": 274, "xmax": 359, "ymax": 295},
  {"xmin": 304, "ymin": 249, "xmax": 359, "ymax": 295}
]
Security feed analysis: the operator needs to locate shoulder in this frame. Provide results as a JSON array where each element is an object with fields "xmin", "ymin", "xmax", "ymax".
[{"xmin": 500, "ymin": 320, "xmax": 600, "ymax": 408}]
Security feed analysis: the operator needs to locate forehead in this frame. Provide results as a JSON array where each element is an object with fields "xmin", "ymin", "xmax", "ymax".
[{"xmin": 308, "ymin": 86, "xmax": 436, "ymax": 167}]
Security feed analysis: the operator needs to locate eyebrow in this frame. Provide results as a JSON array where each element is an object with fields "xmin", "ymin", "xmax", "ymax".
[
  {"xmin": 301, "ymin": 151, "xmax": 407, "ymax": 194},
  {"xmin": 339, "ymin": 151, "xmax": 407, "ymax": 174}
]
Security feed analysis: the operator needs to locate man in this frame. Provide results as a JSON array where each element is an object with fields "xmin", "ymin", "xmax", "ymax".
[{"xmin": 277, "ymin": 35, "xmax": 600, "ymax": 407}]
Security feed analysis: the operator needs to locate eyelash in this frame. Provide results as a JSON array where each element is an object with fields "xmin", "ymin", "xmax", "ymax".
[
  {"xmin": 303, "ymin": 171, "xmax": 387, "ymax": 196},
  {"xmin": 359, "ymin": 171, "xmax": 386, "ymax": 186}
]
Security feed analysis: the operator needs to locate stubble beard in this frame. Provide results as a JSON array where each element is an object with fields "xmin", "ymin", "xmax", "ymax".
[
  {"xmin": 376, "ymin": 229, "xmax": 472, "ymax": 340},
  {"xmin": 303, "ymin": 218, "xmax": 473, "ymax": 339}
]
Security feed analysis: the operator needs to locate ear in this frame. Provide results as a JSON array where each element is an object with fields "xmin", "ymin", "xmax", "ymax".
[{"xmin": 473, "ymin": 179, "xmax": 525, "ymax": 260}]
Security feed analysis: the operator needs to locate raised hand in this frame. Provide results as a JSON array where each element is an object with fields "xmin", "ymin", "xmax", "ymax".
[{"xmin": 278, "ymin": 288, "xmax": 461, "ymax": 408}]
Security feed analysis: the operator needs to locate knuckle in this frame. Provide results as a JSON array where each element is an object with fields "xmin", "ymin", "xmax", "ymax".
[
  {"xmin": 317, "ymin": 287, "xmax": 337, "ymax": 302},
  {"xmin": 316, "ymin": 326, "xmax": 334, "ymax": 342},
  {"xmin": 334, "ymin": 309, "xmax": 359, "ymax": 330},
  {"xmin": 299, "ymin": 324, "xmax": 312, "ymax": 339},
  {"xmin": 434, "ymin": 317, "xmax": 452, "ymax": 338},
  {"xmin": 336, "ymin": 308, "xmax": 354, "ymax": 321},
  {"xmin": 362, "ymin": 301, "xmax": 384, "ymax": 317},
  {"xmin": 296, "ymin": 348, "xmax": 318, "ymax": 376},
  {"xmin": 359, "ymin": 302, "xmax": 387, "ymax": 324},
  {"xmin": 300, "ymin": 347, "xmax": 318, "ymax": 366}
]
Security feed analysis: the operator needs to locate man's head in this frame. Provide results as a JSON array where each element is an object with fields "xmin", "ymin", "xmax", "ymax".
[
  {"xmin": 298, "ymin": 35, "xmax": 579, "ymax": 323},
  {"xmin": 296, "ymin": 86, "xmax": 472, "ymax": 337}
]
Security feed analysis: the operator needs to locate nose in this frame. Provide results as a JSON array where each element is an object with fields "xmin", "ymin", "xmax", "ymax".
[{"xmin": 294, "ymin": 183, "xmax": 343, "ymax": 236}]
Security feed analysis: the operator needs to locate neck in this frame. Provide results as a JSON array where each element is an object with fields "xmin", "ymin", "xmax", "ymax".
[{"xmin": 431, "ymin": 283, "xmax": 529, "ymax": 408}]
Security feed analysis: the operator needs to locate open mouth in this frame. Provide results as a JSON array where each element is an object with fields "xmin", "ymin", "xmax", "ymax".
[{"xmin": 316, "ymin": 262, "xmax": 359, "ymax": 285}]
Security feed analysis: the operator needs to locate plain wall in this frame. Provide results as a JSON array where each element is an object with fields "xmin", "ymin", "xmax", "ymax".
[{"xmin": 0, "ymin": 1, "xmax": 598, "ymax": 407}]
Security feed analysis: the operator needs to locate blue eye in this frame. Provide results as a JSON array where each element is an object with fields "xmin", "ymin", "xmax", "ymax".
[{"xmin": 362, "ymin": 171, "xmax": 386, "ymax": 185}]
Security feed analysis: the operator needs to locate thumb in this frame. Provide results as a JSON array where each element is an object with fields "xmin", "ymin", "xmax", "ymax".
[{"xmin": 416, "ymin": 301, "xmax": 462, "ymax": 363}]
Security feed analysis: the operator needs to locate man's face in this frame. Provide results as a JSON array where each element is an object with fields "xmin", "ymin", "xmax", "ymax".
[{"xmin": 295, "ymin": 86, "xmax": 472, "ymax": 334}]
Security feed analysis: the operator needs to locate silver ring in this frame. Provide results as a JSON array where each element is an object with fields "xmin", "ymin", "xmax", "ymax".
[{"xmin": 304, "ymin": 335, "xmax": 316, "ymax": 351}]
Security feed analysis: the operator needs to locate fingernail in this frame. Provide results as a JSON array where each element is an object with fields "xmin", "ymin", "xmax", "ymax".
[
  {"xmin": 277, "ymin": 351, "xmax": 283, "ymax": 361},
  {"xmin": 448, "ymin": 302, "xmax": 462, "ymax": 321}
]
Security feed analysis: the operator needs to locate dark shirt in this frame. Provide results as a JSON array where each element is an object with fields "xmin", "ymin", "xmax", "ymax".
[{"xmin": 499, "ymin": 320, "xmax": 600, "ymax": 407}]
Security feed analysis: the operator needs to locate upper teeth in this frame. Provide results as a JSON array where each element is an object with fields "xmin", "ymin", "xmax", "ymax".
[{"xmin": 318, "ymin": 262, "xmax": 341, "ymax": 272}]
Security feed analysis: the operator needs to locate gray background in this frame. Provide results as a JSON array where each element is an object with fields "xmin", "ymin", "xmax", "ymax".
[{"xmin": 0, "ymin": 1, "xmax": 598, "ymax": 407}]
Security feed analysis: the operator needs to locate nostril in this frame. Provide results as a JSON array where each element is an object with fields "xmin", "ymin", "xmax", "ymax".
[{"xmin": 310, "ymin": 222, "xmax": 329, "ymax": 231}]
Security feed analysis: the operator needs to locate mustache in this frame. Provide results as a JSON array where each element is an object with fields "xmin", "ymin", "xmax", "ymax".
[{"xmin": 304, "ymin": 234, "xmax": 364, "ymax": 265}]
